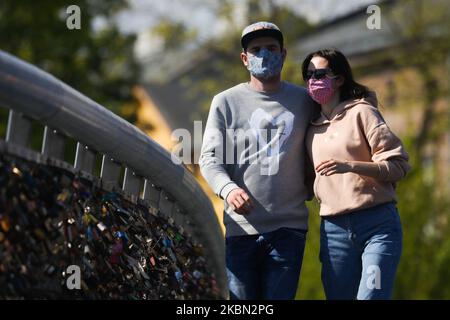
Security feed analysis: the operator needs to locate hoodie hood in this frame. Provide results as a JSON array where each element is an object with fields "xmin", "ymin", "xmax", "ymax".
[{"xmin": 311, "ymin": 91, "xmax": 378, "ymax": 126}]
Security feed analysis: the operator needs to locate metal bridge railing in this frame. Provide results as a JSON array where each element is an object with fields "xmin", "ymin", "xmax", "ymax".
[{"xmin": 0, "ymin": 50, "xmax": 226, "ymax": 298}]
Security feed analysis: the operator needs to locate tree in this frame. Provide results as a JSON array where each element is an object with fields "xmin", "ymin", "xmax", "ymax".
[
  {"xmin": 0, "ymin": 0, "xmax": 140, "ymax": 163},
  {"xmin": 388, "ymin": 0, "xmax": 450, "ymax": 156},
  {"xmin": 152, "ymin": 19, "xmax": 198, "ymax": 51},
  {"xmin": 0, "ymin": 0, "xmax": 139, "ymax": 118},
  {"xmin": 384, "ymin": 0, "xmax": 450, "ymax": 299}
]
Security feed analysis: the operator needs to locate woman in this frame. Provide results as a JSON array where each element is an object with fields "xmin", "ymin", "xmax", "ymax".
[{"xmin": 302, "ymin": 49, "xmax": 411, "ymax": 300}]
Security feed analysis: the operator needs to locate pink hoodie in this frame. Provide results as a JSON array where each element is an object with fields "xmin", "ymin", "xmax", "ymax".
[{"xmin": 305, "ymin": 92, "xmax": 411, "ymax": 216}]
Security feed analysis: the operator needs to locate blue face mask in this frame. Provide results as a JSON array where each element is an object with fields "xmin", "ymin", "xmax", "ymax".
[{"xmin": 246, "ymin": 48, "xmax": 283, "ymax": 79}]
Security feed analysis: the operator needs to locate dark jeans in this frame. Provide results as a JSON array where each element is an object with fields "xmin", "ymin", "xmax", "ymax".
[
  {"xmin": 226, "ymin": 227, "xmax": 307, "ymax": 300},
  {"xmin": 320, "ymin": 202, "xmax": 403, "ymax": 300}
]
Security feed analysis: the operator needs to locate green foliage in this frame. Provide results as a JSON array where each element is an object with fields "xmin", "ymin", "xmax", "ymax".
[
  {"xmin": 387, "ymin": 0, "xmax": 450, "ymax": 154},
  {"xmin": 0, "ymin": 0, "xmax": 139, "ymax": 118},
  {"xmin": 0, "ymin": 0, "xmax": 139, "ymax": 166},
  {"xmin": 385, "ymin": 2, "xmax": 450, "ymax": 298},
  {"xmin": 296, "ymin": 199, "xmax": 325, "ymax": 300},
  {"xmin": 152, "ymin": 19, "xmax": 198, "ymax": 50},
  {"xmin": 393, "ymin": 137, "xmax": 450, "ymax": 299}
]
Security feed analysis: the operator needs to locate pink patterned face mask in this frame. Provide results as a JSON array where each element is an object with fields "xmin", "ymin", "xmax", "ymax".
[{"xmin": 307, "ymin": 77, "xmax": 335, "ymax": 105}]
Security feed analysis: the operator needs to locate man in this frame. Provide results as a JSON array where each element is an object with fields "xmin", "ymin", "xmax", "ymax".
[{"xmin": 199, "ymin": 21, "xmax": 315, "ymax": 300}]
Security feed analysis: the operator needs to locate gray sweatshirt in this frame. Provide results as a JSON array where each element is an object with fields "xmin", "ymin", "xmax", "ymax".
[{"xmin": 199, "ymin": 81, "xmax": 315, "ymax": 237}]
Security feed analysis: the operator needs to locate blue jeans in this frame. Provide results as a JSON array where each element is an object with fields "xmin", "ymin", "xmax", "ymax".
[
  {"xmin": 226, "ymin": 227, "xmax": 307, "ymax": 300},
  {"xmin": 320, "ymin": 202, "xmax": 402, "ymax": 300}
]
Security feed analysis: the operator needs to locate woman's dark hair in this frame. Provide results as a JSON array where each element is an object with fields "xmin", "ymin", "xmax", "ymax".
[{"xmin": 301, "ymin": 48, "xmax": 370, "ymax": 101}]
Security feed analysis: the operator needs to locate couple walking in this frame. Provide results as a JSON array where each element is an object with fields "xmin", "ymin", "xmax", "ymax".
[{"xmin": 199, "ymin": 21, "xmax": 410, "ymax": 300}]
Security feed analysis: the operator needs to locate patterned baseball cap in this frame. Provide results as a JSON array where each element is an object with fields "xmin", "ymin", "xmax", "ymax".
[{"xmin": 241, "ymin": 21, "xmax": 284, "ymax": 50}]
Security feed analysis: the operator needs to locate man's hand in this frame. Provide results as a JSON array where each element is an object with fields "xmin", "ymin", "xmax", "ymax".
[
  {"xmin": 316, "ymin": 159, "xmax": 353, "ymax": 176},
  {"xmin": 226, "ymin": 188, "xmax": 254, "ymax": 215}
]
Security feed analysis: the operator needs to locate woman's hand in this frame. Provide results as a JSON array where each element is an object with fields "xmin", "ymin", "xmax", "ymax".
[{"xmin": 316, "ymin": 159, "xmax": 353, "ymax": 176}]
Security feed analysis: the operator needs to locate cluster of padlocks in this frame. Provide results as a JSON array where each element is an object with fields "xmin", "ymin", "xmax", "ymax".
[{"xmin": 0, "ymin": 152, "xmax": 220, "ymax": 299}]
